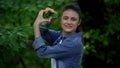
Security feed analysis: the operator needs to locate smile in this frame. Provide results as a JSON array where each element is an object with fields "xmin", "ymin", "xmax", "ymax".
[{"xmin": 64, "ymin": 24, "xmax": 73, "ymax": 29}]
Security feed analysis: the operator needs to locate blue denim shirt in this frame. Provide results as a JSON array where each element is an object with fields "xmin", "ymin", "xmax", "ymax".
[{"xmin": 32, "ymin": 28, "xmax": 84, "ymax": 68}]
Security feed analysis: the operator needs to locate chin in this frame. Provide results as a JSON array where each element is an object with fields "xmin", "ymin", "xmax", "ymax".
[{"xmin": 64, "ymin": 29, "xmax": 74, "ymax": 33}]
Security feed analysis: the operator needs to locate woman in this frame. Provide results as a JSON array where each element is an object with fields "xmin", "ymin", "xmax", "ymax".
[{"xmin": 33, "ymin": 3, "xmax": 84, "ymax": 68}]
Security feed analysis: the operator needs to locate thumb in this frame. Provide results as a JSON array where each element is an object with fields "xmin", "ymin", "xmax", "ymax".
[
  {"xmin": 48, "ymin": 17, "xmax": 53, "ymax": 23},
  {"xmin": 42, "ymin": 18, "xmax": 51, "ymax": 24}
]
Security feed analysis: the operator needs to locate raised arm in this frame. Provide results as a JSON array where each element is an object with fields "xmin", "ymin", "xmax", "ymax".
[{"xmin": 33, "ymin": 8, "xmax": 57, "ymax": 38}]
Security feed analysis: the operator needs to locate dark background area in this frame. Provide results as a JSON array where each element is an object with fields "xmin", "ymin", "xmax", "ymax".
[{"xmin": 78, "ymin": 0, "xmax": 120, "ymax": 68}]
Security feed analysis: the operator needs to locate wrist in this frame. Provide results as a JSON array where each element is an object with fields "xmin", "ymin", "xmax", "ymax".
[
  {"xmin": 34, "ymin": 18, "xmax": 42, "ymax": 26},
  {"xmin": 34, "ymin": 23, "xmax": 40, "ymax": 28}
]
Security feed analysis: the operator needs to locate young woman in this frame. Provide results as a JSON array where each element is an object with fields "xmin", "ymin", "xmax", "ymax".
[{"xmin": 33, "ymin": 3, "xmax": 84, "ymax": 68}]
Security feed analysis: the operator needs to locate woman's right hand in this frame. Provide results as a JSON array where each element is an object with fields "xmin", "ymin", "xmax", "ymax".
[{"xmin": 34, "ymin": 8, "xmax": 57, "ymax": 27}]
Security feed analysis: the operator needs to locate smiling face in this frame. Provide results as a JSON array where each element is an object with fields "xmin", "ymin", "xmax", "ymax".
[{"xmin": 61, "ymin": 9, "xmax": 80, "ymax": 35}]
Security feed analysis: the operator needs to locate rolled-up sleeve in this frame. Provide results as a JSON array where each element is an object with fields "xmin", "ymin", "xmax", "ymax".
[
  {"xmin": 32, "ymin": 36, "xmax": 83, "ymax": 59},
  {"xmin": 32, "ymin": 36, "xmax": 45, "ymax": 50}
]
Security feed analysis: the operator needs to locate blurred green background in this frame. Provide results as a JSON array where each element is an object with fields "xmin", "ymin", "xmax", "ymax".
[{"xmin": 0, "ymin": 0, "xmax": 120, "ymax": 68}]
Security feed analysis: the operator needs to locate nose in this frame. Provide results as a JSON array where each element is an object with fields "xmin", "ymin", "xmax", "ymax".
[{"xmin": 66, "ymin": 19, "xmax": 72, "ymax": 24}]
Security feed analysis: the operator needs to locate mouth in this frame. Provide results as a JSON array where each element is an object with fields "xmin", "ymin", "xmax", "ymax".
[{"xmin": 64, "ymin": 24, "xmax": 73, "ymax": 29}]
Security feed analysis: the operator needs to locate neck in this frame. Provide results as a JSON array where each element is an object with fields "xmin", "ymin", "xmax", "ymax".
[{"xmin": 62, "ymin": 31, "xmax": 76, "ymax": 37}]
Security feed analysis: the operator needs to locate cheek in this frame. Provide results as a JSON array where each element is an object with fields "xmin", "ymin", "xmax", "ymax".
[
  {"xmin": 61, "ymin": 19, "xmax": 65, "ymax": 26},
  {"xmin": 72, "ymin": 22, "xmax": 79, "ymax": 30}
]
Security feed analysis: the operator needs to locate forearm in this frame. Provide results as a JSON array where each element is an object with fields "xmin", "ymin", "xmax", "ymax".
[{"xmin": 34, "ymin": 23, "xmax": 41, "ymax": 39}]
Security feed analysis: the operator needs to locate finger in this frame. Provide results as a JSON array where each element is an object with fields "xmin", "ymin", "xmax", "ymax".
[
  {"xmin": 45, "ymin": 8, "xmax": 57, "ymax": 14},
  {"xmin": 42, "ymin": 18, "xmax": 48, "ymax": 22},
  {"xmin": 48, "ymin": 16, "xmax": 53, "ymax": 23},
  {"xmin": 44, "ymin": 10, "xmax": 48, "ymax": 14},
  {"xmin": 42, "ymin": 17, "xmax": 53, "ymax": 24},
  {"xmin": 42, "ymin": 18, "xmax": 52, "ymax": 24},
  {"xmin": 38, "ymin": 10, "xmax": 45, "ymax": 17}
]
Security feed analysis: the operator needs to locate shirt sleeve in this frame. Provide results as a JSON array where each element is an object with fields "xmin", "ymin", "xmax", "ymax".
[
  {"xmin": 32, "ymin": 36, "xmax": 83, "ymax": 59},
  {"xmin": 40, "ymin": 24, "xmax": 61, "ymax": 44}
]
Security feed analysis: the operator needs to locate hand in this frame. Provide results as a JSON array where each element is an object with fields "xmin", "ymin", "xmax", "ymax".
[
  {"xmin": 33, "ymin": 8, "xmax": 57, "ymax": 38},
  {"xmin": 34, "ymin": 8, "xmax": 57, "ymax": 26}
]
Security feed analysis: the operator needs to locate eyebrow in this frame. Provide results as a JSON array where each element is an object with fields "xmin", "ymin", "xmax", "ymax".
[{"xmin": 63, "ymin": 15, "xmax": 78, "ymax": 18}]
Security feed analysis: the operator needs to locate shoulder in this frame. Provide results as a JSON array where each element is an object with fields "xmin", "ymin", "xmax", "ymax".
[
  {"xmin": 62, "ymin": 32, "xmax": 83, "ymax": 47},
  {"xmin": 66, "ymin": 32, "xmax": 83, "ymax": 42}
]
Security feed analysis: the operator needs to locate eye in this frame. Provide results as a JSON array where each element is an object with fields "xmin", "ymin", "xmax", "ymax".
[
  {"xmin": 71, "ymin": 17, "xmax": 77, "ymax": 21},
  {"xmin": 63, "ymin": 16, "xmax": 68, "ymax": 20}
]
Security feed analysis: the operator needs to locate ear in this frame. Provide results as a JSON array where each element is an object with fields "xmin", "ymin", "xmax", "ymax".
[{"xmin": 78, "ymin": 19, "xmax": 82, "ymax": 26}]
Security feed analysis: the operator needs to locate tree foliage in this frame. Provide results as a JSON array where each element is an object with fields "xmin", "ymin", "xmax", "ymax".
[{"xmin": 0, "ymin": 0, "xmax": 77, "ymax": 68}]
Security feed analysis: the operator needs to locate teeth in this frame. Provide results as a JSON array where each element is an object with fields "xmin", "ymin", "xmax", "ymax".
[
  {"xmin": 66, "ymin": 25, "xmax": 72, "ymax": 28},
  {"xmin": 64, "ymin": 24, "xmax": 72, "ymax": 28}
]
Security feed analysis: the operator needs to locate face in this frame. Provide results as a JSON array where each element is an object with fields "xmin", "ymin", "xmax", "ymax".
[{"xmin": 61, "ymin": 9, "xmax": 80, "ymax": 34}]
